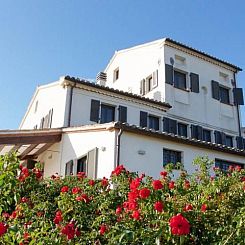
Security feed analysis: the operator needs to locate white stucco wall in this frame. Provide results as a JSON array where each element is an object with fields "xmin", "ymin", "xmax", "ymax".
[
  {"xmin": 120, "ymin": 131, "xmax": 245, "ymax": 179},
  {"xmin": 20, "ymin": 82, "xmax": 68, "ymax": 129}
]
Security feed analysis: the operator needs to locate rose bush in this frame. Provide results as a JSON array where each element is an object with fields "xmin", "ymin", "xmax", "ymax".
[{"xmin": 0, "ymin": 154, "xmax": 244, "ymax": 244}]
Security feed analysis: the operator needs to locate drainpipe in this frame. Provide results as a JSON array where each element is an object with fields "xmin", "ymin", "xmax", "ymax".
[
  {"xmin": 233, "ymin": 72, "xmax": 242, "ymax": 136},
  {"xmin": 115, "ymin": 128, "xmax": 123, "ymax": 167},
  {"xmin": 67, "ymin": 83, "xmax": 76, "ymax": 127}
]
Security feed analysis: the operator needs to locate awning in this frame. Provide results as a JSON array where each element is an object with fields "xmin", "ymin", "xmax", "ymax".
[{"xmin": 0, "ymin": 128, "xmax": 62, "ymax": 160}]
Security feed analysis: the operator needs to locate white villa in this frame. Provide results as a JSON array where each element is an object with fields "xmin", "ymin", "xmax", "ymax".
[{"xmin": 0, "ymin": 38, "xmax": 244, "ymax": 179}]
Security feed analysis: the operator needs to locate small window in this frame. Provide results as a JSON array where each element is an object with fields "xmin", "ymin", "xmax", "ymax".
[
  {"xmin": 163, "ymin": 149, "xmax": 181, "ymax": 167},
  {"xmin": 203, "ymin": 129, "xmax": 211, "ymax": 142},
  {"xmin": 148, "ymin": 115, "xmax": 159, "ymax": 130},
  {"xmin": 100, "ymin": 104, "xmax": 115, "ymax": 123},
  {"xmin": 113, "ymin": 68, "xmax": 119, "ymax": 82},
  {"xmin": 178, "ymin": 123, "xmax": 187, "ymax": 137},
  {"xmin": 148, "ymin": 76, "xmax": 153, "ymax": 92},
  {"xmin": 77, "ymin": 156, "xmax": 87, "ymax": 174},
  {"xmin": 34, "ymin": 101, "xmax": 38, "ymax": 113},
  {"xmin": 220, "ymin": 86, "xmax": 230, "ymax": 104},
  {"xmin": 65, "ymin": 160, "xmax": 74, "ymax": 176},
  {"xmin": 174, "ymin": 70, "xmax": 187, "ymax": 90},
  {"xmin": 215, "ymin": 159, "xmax": 244, "ymax": 172},
  {"xmin": 225, "ymin": 135, "xmax": 233, "ymax": 147}
]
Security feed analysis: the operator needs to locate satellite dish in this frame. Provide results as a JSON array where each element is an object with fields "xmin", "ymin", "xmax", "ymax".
[{"xmin": 170, "ymin": 57, "xmax": 174, "ymax": 65}]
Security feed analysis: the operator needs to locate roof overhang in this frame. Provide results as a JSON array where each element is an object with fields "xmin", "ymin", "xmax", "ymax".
[{"xmin": 0, "ymin": 128, "xmax": 62, "ymax": 160}]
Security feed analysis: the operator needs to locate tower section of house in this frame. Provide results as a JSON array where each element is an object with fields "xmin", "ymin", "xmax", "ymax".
[{"xmin": 104, "ymin": 38, "xmax": 244, "ymax": 150}]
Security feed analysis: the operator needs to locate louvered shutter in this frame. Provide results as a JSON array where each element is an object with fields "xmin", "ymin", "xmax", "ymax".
[
  {"xmin": 169, "ymin": 119, "xmax": 177, "ymax": 134},
  {"xmin": 191, "ymin": 125, "xmax": 198, "ymax": 139},
  {"xmin": 87, "ymin": 148, "xmax": 98, "ymax": 179},
  {"xmin": 197, "ymin": 126, "xmax": 203, "ymax": 140},
  {"xmin": 118, "ymin": 106, "xmax": 127, "ymax": 123},
  {"xmin": 190, "ymin": 73, "xmax": 199, "ymax": 93},
  {"xmin": 90, "ymin": 100, "xmax": 100, "ymax": 122},
  {"xmin": 140, "ymin": 111, "xmax": 148, "ymax": 127},
  {"xmin": 152, "ymin": 70, "xmax": 158, "ymax": 88},
  {"xmin": 236, "ymin": 136, "xmax": 244, "ymax": 149},
  {"xmin": 48, "ymin": 109, "xmax": 53, "ymax": 128},
  {"xmin": 163, "ymin": 117, "xmax": 170, "ymax": 132},
  {"xmin": 211, "ymin": 80, "xmax": 220, "ymax": 100},
  {"xmin": 165, "ymin": 64, "xmax": 173, "ymax": 85},
  {"xmin": 221, "ymin": 132, "xmax": 226, "ymax": 145},
  {"xmin": 140, "ymin": 79, "xmax": 145, "ymax": 95},
  {"xmin": 214, "ymin": 131, "xmax": 222, "ymax": 144},
  {"xmin": 233, "ymin": 88, "xmax": 244, "ymax": 105}
]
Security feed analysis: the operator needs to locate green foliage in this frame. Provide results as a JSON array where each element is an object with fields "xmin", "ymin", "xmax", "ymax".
[{"xmin": 0, "ymin": 153, "xmax": 244, "ymax": 244}]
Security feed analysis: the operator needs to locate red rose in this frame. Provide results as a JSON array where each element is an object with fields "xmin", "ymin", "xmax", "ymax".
[
  {"xmin": 89, "ymin": 180, "xmax": 95, "ymax": 186},
  {"xmin": 154, "ymin": 201, "xmax": 164, "ymax": 212},
  {"xmin": 169, "ymin": 181, "xmax": 175, "ymax": 189},
  {"xmin": 169, "ymin": 213, "xmax": 190, "ymax": 236},
  {"xmin": 201, "ymin": 204, "xmax": 207, "ymax": 212},
  {"xmin": 76, "ymin": 194, "xmax": 90, "ymax": 203},
  {"xmin": 152, "ymin": 180, "xmax": 163, "ymax": 190},
  {"xmin": 139, "ymin": 188, "xmax": 150, "ymax": 199},
  {"xmin": 116, "ymin": 206, "xmax": 122, "ymax": 215},
  {"xmin": 101, "ymin": 177, "xmax": 109, "ymax": 187},
  {"xmin": 62, "ymin": 223, "xmax": 76, "ymax": 240},
  {"xmin": 111, "ymin": 165, "xmax": 125, "ymax": 176},
  {"xmin": 21, "ymin": 197, "xmax": 28, "ymax": 203},
  {"xmin": 128, "ymin": 189, "xmax": 139, "ymax": 201},
  {"xmin": 235, "ymin": 165, "xmax": 241, "ymax": 172},
  {"xmin": 0, "ymin": 222, "xmax": 8, "ymax": 237},
  {"xmin": 132, "ymin": 210, "xmax": 140, "ymax": 220},
  {"xmin": 183, "ymin": 204, "xmax": 193, "ymax": 212},
  {"xmin": 160, "ymin": 171, "xmax": 168, "ymax": 178},
  {"xmin": 72, "ymin": 187, "xmax": 81, "ymax": 195},
  {"xmin": 54, "ymin": 211, "xmax": 62, "ymax": 224},
  {"xmin": 130, "ymin": 178, "xmax": 141, "ymax": 190},
  {"xmin": 99, "ymin": 224, "xmax": 107, "ymax": 235},
  {"xmin": 2, "ymin": 212, "xmax": 10, "ymax": 220},
  {"xmin": 184, "ymin": 180, "xmax": 190, "ymax": 189},
  {"xmin": 61, "ymin": 186, "xmax": 69, "ymax": 193}
]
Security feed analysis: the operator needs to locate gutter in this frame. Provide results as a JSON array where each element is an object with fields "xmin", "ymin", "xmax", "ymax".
[
  {"xmin": 115, "ymin": 128, "xmax": 123, "ymax": 167},
  {"xmin": 233, "ymin": 72, "xmax": 242, "ymax": 137}
]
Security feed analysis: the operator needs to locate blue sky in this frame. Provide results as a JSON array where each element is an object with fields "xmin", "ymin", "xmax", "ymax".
[{"xmin": 0, "ymin": 0, "xmax": 245, "ymax": 129}]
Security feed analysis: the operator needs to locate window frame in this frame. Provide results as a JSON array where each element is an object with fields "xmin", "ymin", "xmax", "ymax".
[
  {"xmin": 174, "ymin": 69, "xmax": 187, "ymax": 90},
  {"xmin": 225, "ymin": 135, "xmax": 233, "ymax": 147},
  {"xmin": 148, "ymin": 114, "xmax": 160, "ymax": 131},
  {"xmin": 215, "ymin": 158, "xmax": 244, "ymax": 172},
  {"xmin": 100, "ymin": 104, "xmax": 115, "ymax": 124},
  {"xmin": 163, "ymin": 148, "xmax": 182, "ymax": 168},
  {"xmin": 77, "ymin": 155, "xmax": 87, "ymax": 174},
  {"xmin": 177, "ymin": 123, "xmax": 188, "ymax": 137},
  {"xmin": 202, "ymin": 129, "xmax": 212, "ymax": 142},
  {"xmin": 219, "ymin": 85, "xmax": 230, "ymax": 104},
  {"xmin": 113, "ymin": 68, "xmax": 119, "ymax": 82}
]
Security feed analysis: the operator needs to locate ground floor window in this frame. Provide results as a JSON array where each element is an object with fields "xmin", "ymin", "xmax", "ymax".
[
  {"xmin": 215, "ymin": 159, "xmax": 244, "ymax": 172},
  {"xmin": 163, "ymin": 148, "xmax": 182, "ymax": 167},
  {"xmin": 77, "ymin": 156, "xmax": 87, "ymax": 174},
  {"xmin": 65, "ymin": 160, "xmax": 74, "ymax": 176}
]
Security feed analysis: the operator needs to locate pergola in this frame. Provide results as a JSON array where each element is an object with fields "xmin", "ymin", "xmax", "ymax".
[{"xmin": 0, "ymin": 128, "xmax": 62, "ymax": 160}]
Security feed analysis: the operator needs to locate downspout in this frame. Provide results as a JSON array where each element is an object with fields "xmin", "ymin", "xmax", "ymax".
[
  {"xmin": 115, "ymin": 128, "xmax": 123, "ymax": 167},
  {"xmin": 67, "ymin": 83, "xmax": 76, "ymax": 127},
  {"xmin": 233, "ymin": 72, "xmax": 242, "ymax": 136}
]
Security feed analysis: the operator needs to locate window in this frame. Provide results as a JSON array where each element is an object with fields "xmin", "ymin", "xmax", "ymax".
[
  {"xmin": 220, "ymin": 86, "xmax": 230, "ymax": 104},
  {"xmin": 65, "ymin": 160, "xmax": 73, "ymax": 176},
  {"xmin": 178, "ymin": 123, "xmax": 187, "ymax": 137},
  {"xmin": 34, "ymin": 101, "xmax": 38, "ymax": 113},
  {"xmin": 163, "ymin": 149, "xmax": 181, "ymax": 167},
  {"xmin": 148, "ymin": 115, "xmax": 159, "ymax": 130},
  {"xmin": 203, "ymin": 129, "xmax": 211, "ymax": 142},
  {"xmin": 215, "ymin": 159, "xmax": 244, "ymax": 172},
  {"xmin": 113, "ymin": 68, "xmax": 119, "ymax": 82},
  {"xmin": 100, "ymin": 104, "xmax": 115, "ymax": 123},
  {"xmin": 225, "ymin": 135, "xmax": 233, "ymax": 147},
  {"xmin": 77, "ymin": 156, "xmax": 87, "ymax": 174},
  {"xmin": 174, "ymin": 70, "xmax": 187, "ymax": 90},
  {"xmin": 147, "ymin": 76, "xmax": 153, "ymax": 92}
]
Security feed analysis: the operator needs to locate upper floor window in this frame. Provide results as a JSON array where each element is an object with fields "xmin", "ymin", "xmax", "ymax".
[
  {"xmin": 219, "ymin": 86, "xmax": 230, "ymax": 104},
  {"xmin": 178, "ymin": 123, "xmax": 187, "ymax": 137},
  {"xmin": 148, "ymin": 115, "xmax": 159, "ymax": 131},
  {"xmin": 203, "ymin": 129, "xmax": 211, "ymax": 142},
  {"xmin": 225, "ymin": 135, "xmax": 233, "ymax": 147},
  {"xmin": 174, "ymin": 70, "xmax": 187, "ymax": 90},
  {"xmin": 163, "ymin": 148, "xmax": 182, "ymax": 167},
  {"xmin": 113, "ymin": 68, "xmax": 119, "ymax": 82},
  {"xmin": 100, "ymin": 104, "xmax": 115, "ymax": 123}
]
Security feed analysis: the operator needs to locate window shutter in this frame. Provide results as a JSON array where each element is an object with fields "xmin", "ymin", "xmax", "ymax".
[
  {"xmin": 152, "ymin": 70, "xmax": 158, "ymax": 88},
  {"xmin": 145, "ymin": 79, "xmax": 149, "ymax": 94},
  {"xmin": 236, "ymin": 136, "xmax": 244, "ymax": 149},
  {"xmin": 211, "ymin": 80, "xmax": 220, "ymax": 100},
  {"xmin": 90, "ymin": 99, "xmax": 100, "ymax": 122},
  {"xmin": 214, "ymin": 131, "xmax": 222, "ymax": 144},
  {"xmin": 191, "ymin": 125, "xmax": 197, "ymax": 139},
  {"xmin": 163, "ymin": 117, "xmax": 170, "ymax": 132},
  {"xmin": 197, "ymin": 126, "xmax": 203, "ymax": 140},
  {"xmin": 140, "ymin": 79, "xmax": 145, "ymax": 95},
  {"xmin": 190, "ymin": 73, "xmax": 199, "ymax": 93},
  {"xmin": 165, "ymin": 64, "xmax": 173, "ymax": 85},
  {"xmin": 87, "ymin": 148, "xmax": 98, "ymax": 179},
  {"xmin": 169, "ymin": 119, "xmax": 177, "ymax": 134},
  {"xmin": 221, "ymin": 132, "xmax": 226, "ymax": 145},
  {"xmin": 140, "ymin": 111, "xmax": 148, "ymax": 128},
  {"xmin": 233, "ymin": 88, "xmax": 244, "ymax": 105},
  {"xmin": 65, "ymin": 160, "xmax": 73, "ymax": 176},
  {"xmin": 48, "ymin": 109, "xmax": 53, "ymax": 128},
  {"xmin": 118, "ymin": 106, "xmax": 127, "ymax": 123}
]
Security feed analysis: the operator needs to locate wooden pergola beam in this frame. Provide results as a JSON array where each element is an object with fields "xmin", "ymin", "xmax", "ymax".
[{"xmin": 20, "ymin": 144, "xmax": 38, "ymax": 160}]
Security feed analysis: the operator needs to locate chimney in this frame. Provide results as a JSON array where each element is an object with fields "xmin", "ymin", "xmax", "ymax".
[{"xmin": 96, "ymin": 72, "xmax": 107, "ymax": 86}]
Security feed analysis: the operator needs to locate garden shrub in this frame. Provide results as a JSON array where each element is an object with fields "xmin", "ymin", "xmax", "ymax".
[{"xmin": 0, "ymin": 154, "xmax": 244, "ymax": 244}]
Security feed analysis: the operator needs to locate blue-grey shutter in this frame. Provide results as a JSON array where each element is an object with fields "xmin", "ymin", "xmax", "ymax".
[
  {"xmin": 118, "ymin": 106, "xmax": 127, "ymax": 123},
  {"xmin": 214, "ymin": 131, "xmax": 222, "ymax": 144},
  {"xmin": 163, "ymin": 117, "xmax": 170, "ymax": 132},
  {"xmin": 90, "ymin": 100, "xmax": 100, "ymax": 122},
  {"xmin": 233, "ymin": 88, "xmax": 244, "ymax": 105},
  {"xmin": 191, "ymin": 125, "xmax": 198, "ymax": 139},
  {"xmin": 236, "ymin": 136, "xmax": 244, "ymax": 149},
  {"xmin": 190, "ymin": 73, "xmax": 199, "ymax": 93},
  {"xmin": 221, "ymin": 132, "xmax": 226, "ymax": 145},
  {"xmin": 165, "ymin": 64, "xmax": 173, "ymax": 85},
  {"xmin": 169, "ymin": 119, "xmax": 177, "ymax": 134},
  {"xmin": 140, "ymin": 111, "xmax": 148, "ymax": 127},
  {"xmin": 197, "ymin": 126, "xmax": 203, "ymax": 140},
  {"xmin": 211, "ymin": 80, "xmax": 220, "ymax": 100}
]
